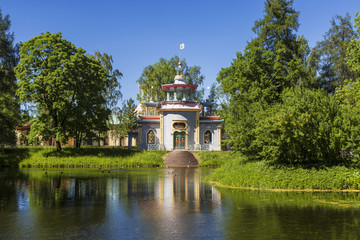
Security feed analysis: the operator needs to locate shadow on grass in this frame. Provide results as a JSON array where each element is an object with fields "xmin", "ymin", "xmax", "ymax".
[
  {"xmin": 0, "ymin": 147, "xmax": 31, "ymax": 167},
  {"xmin": 42, "ymin": 146, "xmax": 140, "ymax": 158}
]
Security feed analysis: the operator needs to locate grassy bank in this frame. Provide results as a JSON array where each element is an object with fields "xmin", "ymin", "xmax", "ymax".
[
  {"xmin": 195, "ymin": 151, "xmax": 360, "ymax": 191},
  {"xmin": 193, "ymin": 151, "xmax": 238, "ymax": 167},
  {"xmin": 0, "ymin": 147, "xmax": 167, "ymax": 168}
]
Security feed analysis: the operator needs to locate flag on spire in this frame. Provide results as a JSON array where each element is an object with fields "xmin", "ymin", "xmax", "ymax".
[{"xmin": 180, "ymin": 43, "xmax": 185, "ymax": 50}]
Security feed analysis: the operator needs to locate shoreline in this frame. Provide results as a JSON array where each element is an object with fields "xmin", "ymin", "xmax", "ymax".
[{"xmin": 207, "ymin": 181, "xmax": 360, "ymax": 193}]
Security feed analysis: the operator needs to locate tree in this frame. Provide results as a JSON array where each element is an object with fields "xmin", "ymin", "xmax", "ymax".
[
  {"xmin": 252, "ymin": 0, "xmax": 310, "ymax": 92},
  {"xmin": 330, "ymin": 12, "xmax": 360, "ymax": 156},
  {"xmin": 310, "ymin": 14, "xmax": 358, "ymax": 93},
  {"xmin": 137, "ymin": 56, "xmax": 204, "ymax": 102},
  {"xmin": 15, "ymin": 32, "xmax": 111, "ymax": 151},
  {"xmin": 217, "ymin": 0, "xmax": 311, "ymax": 155},
  {"xmin": 204, "ymin": 82, "xmax": 219, "ymax": 115},
  {"xmin": 347, "ymin": 12, "xmax": 360, "ymax": 74},
  {"xmin": 0, "ymin": 9, "xmax": 19, "ymax": 146},
  {"xmin": 91, "ymin": 51, "xmax": 122, "ymax": 110},
  {"xmin": 255, "ymin": 88, "xmax": 343, "ymax": 164},
  {"xmin": 110, "ymin": 98, "xmax": 137, "ymax": 146}
]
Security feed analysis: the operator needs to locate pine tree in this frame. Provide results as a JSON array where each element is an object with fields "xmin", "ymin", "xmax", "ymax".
[
  {"xmin": 0, "ymin": 9, "xmax": 19, "ymax": 146},
  {"xmin": 310, "ymin": 14, "xmax": 358, "ymax": 93},
  {"xmin": 217, "ymin": 0, "xmax": 311, "ymax": 154}
]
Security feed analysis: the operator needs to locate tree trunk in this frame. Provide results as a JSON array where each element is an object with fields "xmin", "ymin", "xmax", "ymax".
[
  {"xmin": 56, "ymin": 140, "xmax": 62, "ymax": 152},
  {"xmin": 75, "ymin": 132, "xmax": 82, "ymax": 148}
]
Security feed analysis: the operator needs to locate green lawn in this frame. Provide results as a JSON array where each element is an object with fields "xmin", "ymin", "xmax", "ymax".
[
  {"xmin": 0, "ymin": 146, "xmax": 167, "ymax": 168},
  {"xmin": 195, "ymin": 151, "xmax": 360, "ymax": 191}
]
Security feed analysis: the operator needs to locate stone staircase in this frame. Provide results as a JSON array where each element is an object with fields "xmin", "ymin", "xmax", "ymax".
[{"xmin": 164, "ymin": 151, "xmax": 199, "ymax": 167}]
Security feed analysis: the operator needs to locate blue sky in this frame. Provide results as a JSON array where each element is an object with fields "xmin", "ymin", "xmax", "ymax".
[{"xmin": 2, "ymin": 0, "xmax": 360, "ymax": 106}]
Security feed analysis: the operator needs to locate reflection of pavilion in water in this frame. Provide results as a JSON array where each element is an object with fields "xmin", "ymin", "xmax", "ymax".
[
  {"xmin": 105, "ymin": 168, "xmax": 221, "ymax": 221},
  {"xmin": 105, "ymin": 168, "xmax": 222, "ymax": 238},
  {"xmin": 104, "ymin": 168, "xmax": 221, "ymax": 204},
  {"xmin": 3, "ymin": 169, "xmax": 222, "ymax": 239},
  {"xmin": 159, "ymin": 168, "xmax": 221, "ymax": 207}
]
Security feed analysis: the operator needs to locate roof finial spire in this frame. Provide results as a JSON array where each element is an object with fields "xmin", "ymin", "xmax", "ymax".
[{"xmin": 179, "ymin": 43, "xmax": 185, "ymax": 61}]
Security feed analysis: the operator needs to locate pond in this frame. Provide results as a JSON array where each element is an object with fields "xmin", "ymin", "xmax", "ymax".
[{"xmin": 1, "ymin": 167, "xmax": 360, "ymax": 239}]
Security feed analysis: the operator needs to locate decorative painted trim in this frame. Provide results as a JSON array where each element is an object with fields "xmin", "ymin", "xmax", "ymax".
[
  {"xmin": 217, "ymin": 124, "xmax": 222, "ymax": 150},
  {"xmin": 139, "ymin": 116, "xmax": 160, "ymax": 120},
  {"xmin": 199, "ymin": 120, "xmax": 224, "ymax": 124},
  {"xmin": 158, "ymin": 109, "xmax": 201, "ymax": 112},
  {"xmin": 160, "ymin": 113, "xmax": 164, "ymax": 145},
  {"xmin": 199, "ymin": 116, "xmax": 221, "ymax": 120},
  {"xmin": 196, "ymin": 112, "xmax": 200, "ymax": 144},
  {"xmin": 172, "ymin": 120, "xmax": 188, "ymax": 130}
]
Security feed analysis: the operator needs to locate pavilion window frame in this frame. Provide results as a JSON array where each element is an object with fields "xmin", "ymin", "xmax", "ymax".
[{"xmin": 204, "ymin": 130, "xmax": 212, "ymax": 144}]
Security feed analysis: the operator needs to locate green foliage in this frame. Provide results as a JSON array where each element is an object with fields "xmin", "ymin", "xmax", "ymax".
[
  {"xmin": 15, "ymin": 32, "xmax": 111, "ymax": 151},
  {"xmin": 334, "ymin": 78, "xmax": 360, "ymax": 155},
  {"xmin": 217, "ymin": 1, "xmax": 312, "ymax": 158},
  {"xmin": 109, "ymin": 98, "xmax": 137, "ymax": 145},
  {"xmin": 137, "ymin": 56, "xmax": 204, "ymax": 102},
  {"xmin": 255, "ymin": 88, "xmax": 345, "ymax": 164},
  {"xmin": 0, "ymin": 147, "xmax": 32, "ymax": 167},
  {"xmin": 208, "ymin": 159, "xmax": 360, "ymax": 190},
  {"xmin": 218, "ymin": 0, "xmax": 310, "ymax": 103},
  {"xmin": 347, "ymin": 12, "xmax": 360, "ymax": 74},
  {"xmin": 6, "ymin": 146, "xmax": 167, "ymax": 168},
  {"xmin": 216, "ymin": 0, "xmax": 360, "ymax": 166},
  {"xmin": 90, "ymin": 51, "xmax": 123, "ymax": 109},
  {"xmin": 0, "ymin": 9, "xmax": 19, "ymax": 146},
  {"xmin": 194, "ymin": 151, "xmax": 239, "ymax": 167},
  {"xmin": 310, "ymin": 14, "xmax": 358, "ymax": 92}
]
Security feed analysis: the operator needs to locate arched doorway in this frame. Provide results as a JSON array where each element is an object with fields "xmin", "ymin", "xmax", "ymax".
[{"xmin": 174, "ymin": 131, "xmax": 186, "ymax": 150}]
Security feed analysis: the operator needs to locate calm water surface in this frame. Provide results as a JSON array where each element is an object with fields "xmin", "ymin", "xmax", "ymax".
[{"xmin": 1, "ymin": 167, "xmax": 360, "ymax": 239}]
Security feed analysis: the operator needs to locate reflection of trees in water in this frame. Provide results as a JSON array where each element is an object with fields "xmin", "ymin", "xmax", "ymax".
[
  {"xmin": 218, "ymin": 189, "xmax": 360, "ymax": 239},
  {"xmin": 1, "ymin": 168, "xmax": 222, "ymax": 239},
  {"xmin": 0, "ymin": 170, "xmax": 28, "ymax": 211}
]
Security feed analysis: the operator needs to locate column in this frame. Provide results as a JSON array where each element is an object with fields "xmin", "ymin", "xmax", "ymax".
[
  {"xmin": 182, "ymin": 88, "xmax": 186, "ymax": 101},
  {"xmin": 217, "ymin": 125, "xmax": 222, "ymax": 151},
  {"xmin": 138, "ymin": 124, "xmax": 142, "ymax": 149},
  {"xmin": 174, "ymin": 88, "xmax": 177, "ymax": 101},
  {"xmin": 196, "ymin": 112, "xmax": 200, "ymax": 145},
  {"xmin": 167, "ymin": 88, "xmax": 170, "ymax": 101},
  {"xmin": 160, "ymin": 113, "xmax": 164, "ymax": 145}
]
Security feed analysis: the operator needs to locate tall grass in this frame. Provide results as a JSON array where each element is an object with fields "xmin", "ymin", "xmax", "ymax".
[
  {"xmin": 0, "ymin": 146, "xmax": 167, "ymax": 168},
  {"xmin": 208, "ymin": 159, "xmax": 360, "ymax": 190},
  {"xmin": 194, "ymin": 151, "xmax": 236, "ymax": 167}
]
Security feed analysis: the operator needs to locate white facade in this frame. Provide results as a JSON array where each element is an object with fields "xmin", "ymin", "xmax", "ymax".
[{"xmin": 136, "ymin": 62, "xmax": 222, "ymax": 151}]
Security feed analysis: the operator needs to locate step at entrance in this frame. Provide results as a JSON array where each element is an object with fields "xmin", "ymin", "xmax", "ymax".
[{"xmin": 164, "ymin": 151, "xmax": 199, "ymax": 167}]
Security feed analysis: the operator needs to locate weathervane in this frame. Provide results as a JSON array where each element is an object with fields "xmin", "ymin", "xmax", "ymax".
[{"xmin": 179, "ymin": 43, "xmax": 185, "ymax": 60}]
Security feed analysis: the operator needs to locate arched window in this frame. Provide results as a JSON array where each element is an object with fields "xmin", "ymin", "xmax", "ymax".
[
  {"xmin": 204, "ymin": 130, "xmax": 212, "ymax": 144},
  {"xmin": 147, "ymin": 130, "xmax": 155, "ymax": 144}
]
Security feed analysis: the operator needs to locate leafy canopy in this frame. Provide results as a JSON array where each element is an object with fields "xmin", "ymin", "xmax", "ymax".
[
  {"xmin": 309, "ymin": 14, "xmax": 358, "ymax": 93},
  {"xmin": 137, "ymin": 56, "xmax": 204, "ymax": 102},
  {"xmin": 15, "ymin": 32, "xmax": 111, "ymax": 151}
]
